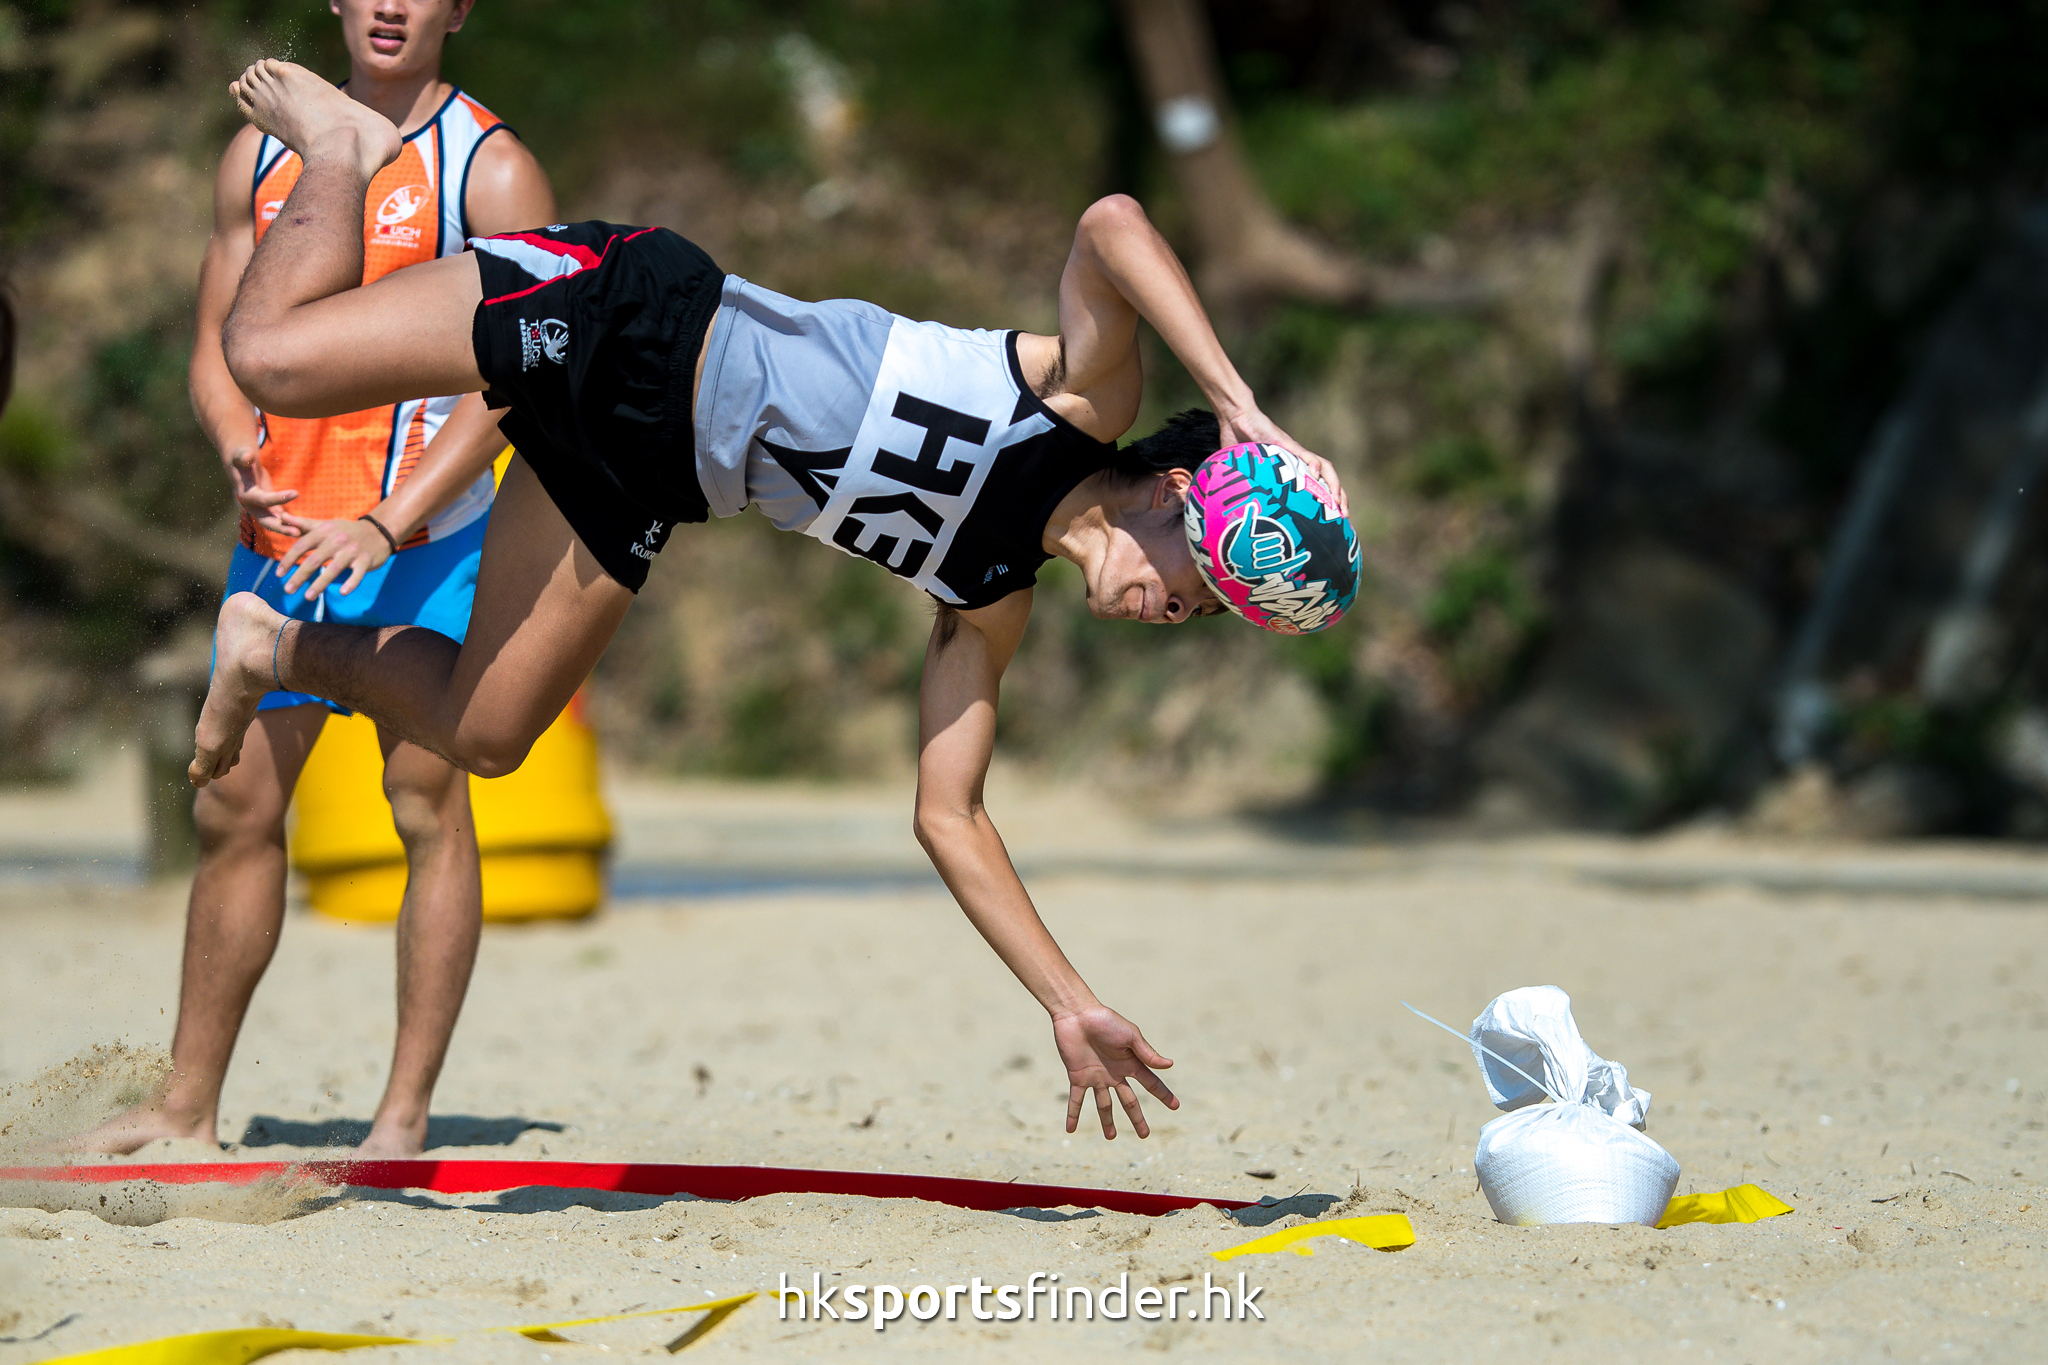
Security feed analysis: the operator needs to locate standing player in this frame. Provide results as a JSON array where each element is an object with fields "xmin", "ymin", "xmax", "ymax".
[
  {"xmin": 81, "ymin": 5, "xmax": 556, "ymax": 1157},
  {"xmin": 192, "ymin": 60, "xmax": 1357, "ymax": 1141}
]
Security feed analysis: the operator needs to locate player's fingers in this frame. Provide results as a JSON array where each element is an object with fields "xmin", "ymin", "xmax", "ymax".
[
  {"xmin": 1130, "ymin": 1063, "xmax": 1178, "ymax": 1109},
  {"xmin": 1130, "ymin": 1034, "xmax": 1174, "ymax": 1070},
  {"xmin": 278, "ymin": 536, "xmax": 319, "ymax": 578},
  {"xmin": 306, "ymin": 555, "xmax": 350, "ymax": 601},
  {"xmin": 1114, "ymin": 1081, "xmax": 1151, "ymax": 1139},
  {"xmin": 278, "ymin": 526, "xmax": 325, "ymax": 566},
  {"xmin": 281, "ymin": 549, "xmax": 328, "ymax": 595},
  {"xmin": 1066, "ymin": 1085, "xmax": 1084, "ymax": 1134},
  {"xmin": 1311, "ymin": 458, "xmax": 1350, "ymax": 515},
  {"xmin": 338, "ymin": 561, "xmax": 369, "ymax": 596},
  {"xmin": 1095, "ymin": 1085, "xmax": 1118, "ymax": 1140},
  {"xmin": 308, "ymin": 557, "xmax": 347, "ymax": 598}
]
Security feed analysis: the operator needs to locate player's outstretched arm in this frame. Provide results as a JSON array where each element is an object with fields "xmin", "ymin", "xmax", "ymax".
[
  {"xmin": 191, "ymin": 124, "xmax": 299, "ymax": 536},
  {"xmin": 1052, "ymin": 193, "xmax": 1346, "ymax": 514},
  {"xmin": 914, "ymin": 594, "xmax": 1179, "ymax": 1139},
  {"xmin": 277, "ymin": 132, "xmax": 558, "ymax": 598}
]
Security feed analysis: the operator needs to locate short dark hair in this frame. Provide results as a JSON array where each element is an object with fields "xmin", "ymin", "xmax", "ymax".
[{"xmin": 1108, "ymin": 407, "xmax": 1218, "ymax": 485}]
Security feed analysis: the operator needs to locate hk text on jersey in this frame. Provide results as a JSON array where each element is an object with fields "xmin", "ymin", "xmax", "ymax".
[
  {"xmin": 245, "ymin": 87, "xmax": 509, "ymax": 559},
  {"xmin": 469, "ymin": 221, "xmax": 1114, "ymax": 599}
]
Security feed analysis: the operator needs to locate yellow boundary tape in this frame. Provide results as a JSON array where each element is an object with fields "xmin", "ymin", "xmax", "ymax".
[
  {"xmin": 1214, "ymin": 1214, "xmax": 1416, "ymax": 1259},
  {"xmin": 1213, "ymin": 1182, "xmax": 1791, "ymax": 1258},
  {"xmin": 36, "ymin": 1291, "xmax": 756, "ymax": 1364},
  {"xmin": 1657, "ymin": 1183, "xmax": 1795, "ymax": 1228}
]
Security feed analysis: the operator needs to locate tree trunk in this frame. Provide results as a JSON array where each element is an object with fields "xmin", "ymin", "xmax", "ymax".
[
  {"xmin": 1118, "ymin": 0, "xmax": 1495, "ymax": 315},
  {"xmin": 1118, "ymin": 0, "xmax": 1365, "ymax": 308}
]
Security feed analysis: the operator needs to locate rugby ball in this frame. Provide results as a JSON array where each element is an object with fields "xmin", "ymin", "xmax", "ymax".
[{"xmin": 1183, "ymin": 442, "xmax": 1359, "ymax": 633}]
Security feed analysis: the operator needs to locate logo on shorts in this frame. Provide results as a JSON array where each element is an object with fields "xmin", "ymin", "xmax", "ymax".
[
  {"xmin": 629, "ymin": 519, "xmax": 665, "ymax": 561},
  {"xmin": 518, "ymin": 318, "xmax": 570, "ymax": 371},
  {"xmin": 376, "ymin": 185, "xmax": 428, "ymax": 225},
  {"xmin": 260, "ymin": 199, "xmax": 284, "ymax": 222}
]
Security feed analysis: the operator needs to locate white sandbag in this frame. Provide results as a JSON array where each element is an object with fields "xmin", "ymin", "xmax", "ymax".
[
  {"xmin": 1475, "ymin": 1103, "xmax": 1679, "ymax": 1226},
  {"xmin": 1466, "ymin": 985, "xmax": 1678, "ymax": 1226}
]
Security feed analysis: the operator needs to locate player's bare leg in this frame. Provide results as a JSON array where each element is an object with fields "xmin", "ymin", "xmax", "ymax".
[
  {"xmin": 356, "ymin": 732, "xmax": 482, "ymax": 1158},
  {"xmin": 193, "ymin": 458, "xmax": 633, "ymax": 787},
  {"xmin": 226, "ymin": 59, "xmax": 397, "ymax": 342},
  {"xmin": 75, "ymin": 706, "xmax": 328, "ymax": 1153},
  {"xmin": 220, "ymin": 59, "xmax": 484, "ymax": 418}
]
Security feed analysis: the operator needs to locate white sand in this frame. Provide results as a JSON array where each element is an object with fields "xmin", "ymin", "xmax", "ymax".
[{"xmin": 2, "ymin": 782, "xmax": 2045, "ymax": 1361}]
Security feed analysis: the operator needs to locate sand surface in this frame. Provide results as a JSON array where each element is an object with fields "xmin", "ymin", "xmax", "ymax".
[{"xmin": 1, "ymin": 779, "xmax": 2044, "ymax": 1361}]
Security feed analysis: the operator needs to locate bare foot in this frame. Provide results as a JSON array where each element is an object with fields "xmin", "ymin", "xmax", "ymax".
[
  {"xmin": 67, "ymin": 1103, "xmax": 213, "ymax": 1157},
  {"xmin": 351, "ymin": 1119, "xmax": 428, "ymax": 1161},
  {"xmin": 229, "ymin": 58, "xmax": 400, "ymax": 181},
  {"xmin": 190, "ymin": 591, "xmax": 287, "ymax": 788}
]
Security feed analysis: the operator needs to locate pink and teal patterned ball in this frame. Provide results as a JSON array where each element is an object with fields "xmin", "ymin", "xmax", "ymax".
[{"xmin": 1183, "ymin": 442, "xmax": 1359, "ymax": 634}]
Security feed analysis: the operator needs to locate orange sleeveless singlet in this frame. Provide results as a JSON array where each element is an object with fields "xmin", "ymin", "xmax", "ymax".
[{"xmin": 244, "ymin": 88, "xmax": 508, "ymax": 559}]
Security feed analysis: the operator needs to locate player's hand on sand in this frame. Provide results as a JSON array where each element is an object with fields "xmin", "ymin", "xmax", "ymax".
[
  {"xmin": 277, "ymin": 513, "xmax": 391, "ymax": 599},
  {"xmin": 223, "ymin": 444, "xmax": 298, "ymax": 535},
  {"xmin": 1217, "ymin": 408, "xmax": 1349, "ymax": 518},
  {"xmin": 1054, "ymin": 1005, "xmax": 1177, "ymax": 1140}
]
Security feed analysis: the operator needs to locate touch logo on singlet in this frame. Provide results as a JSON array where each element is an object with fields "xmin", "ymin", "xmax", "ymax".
[
  {"xmin": 375, "ymin": 183, "xmax": 430, "ymax": 246},
  {"xmin": 377, "ymin": 184, "xmax": 428, "ymax": 224}
]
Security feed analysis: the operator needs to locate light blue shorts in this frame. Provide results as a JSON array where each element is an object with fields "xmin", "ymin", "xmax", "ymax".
[{"xmin": 220, "ymin": 513, "xmax": 487, "ymax": 715}]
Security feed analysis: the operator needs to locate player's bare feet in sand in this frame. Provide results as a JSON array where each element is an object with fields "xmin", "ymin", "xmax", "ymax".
[
  {"xmin": 190, "ymin": 591, "xmax": 288, "ymax": 788},
  {"xmin": 230, "ymin": 58, "xmax": 400, "ymax": 180},
  {"xmin": 351, "ymin": 1116, "xmax": 429, "ymax": 1160},
  {"xmin": 68, "ymin": 1095, "xmax": 212, "ymax": 1156}
]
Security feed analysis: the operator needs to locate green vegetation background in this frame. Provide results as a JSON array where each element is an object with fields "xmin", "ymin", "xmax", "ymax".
[{"xmin": 2, "ymin": 1, "xmax": 2044, "ymax": 818}]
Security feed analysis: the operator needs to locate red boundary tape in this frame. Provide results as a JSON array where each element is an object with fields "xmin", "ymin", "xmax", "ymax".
[{"xmin": 0, "ymin": 1159, "xmax": 1257, "ymax": 1218}]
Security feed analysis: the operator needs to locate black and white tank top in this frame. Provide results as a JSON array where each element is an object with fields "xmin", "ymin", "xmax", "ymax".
[{"xmin": 693, "ymin": 278, "xmax": 1113, "ymax": 608}]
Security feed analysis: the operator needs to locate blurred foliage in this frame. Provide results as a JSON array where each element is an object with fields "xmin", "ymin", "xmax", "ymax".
[
  {"xmin": 86, "ymin": 322, "xmax": 220, "ymax": 525},
  {"xmin": 0, "ymin": 396, "xmax": 67, "ymax": 479},
  {"xmin": 1425, "ymin": 548, "xmax": 1534, "ymax": 640}
]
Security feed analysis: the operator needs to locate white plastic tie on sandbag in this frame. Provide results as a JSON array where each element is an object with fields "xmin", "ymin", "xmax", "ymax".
[{"xmin": 1408, "ymin": 987, "xmax": 1679, "ymax": 1226}]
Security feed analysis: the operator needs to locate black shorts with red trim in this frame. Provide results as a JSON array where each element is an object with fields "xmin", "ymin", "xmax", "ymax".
[{"xmin": 470, "ymin": 222, "xmax": 724, "ymax": 591}]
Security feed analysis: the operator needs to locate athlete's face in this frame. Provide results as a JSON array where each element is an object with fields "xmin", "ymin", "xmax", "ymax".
[
  {"xmin": 332, "ymin": 0, "xmax": 473, "ymax": 79},
  {"xmin": 1083, "ymin": 471, "xmax": 1222, "ymax": 626}
]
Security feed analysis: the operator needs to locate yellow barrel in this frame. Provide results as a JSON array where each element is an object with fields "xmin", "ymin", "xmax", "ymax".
[{"xmin": 290, "ymin": 691, "xmax": 612, "ymax": 922}]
